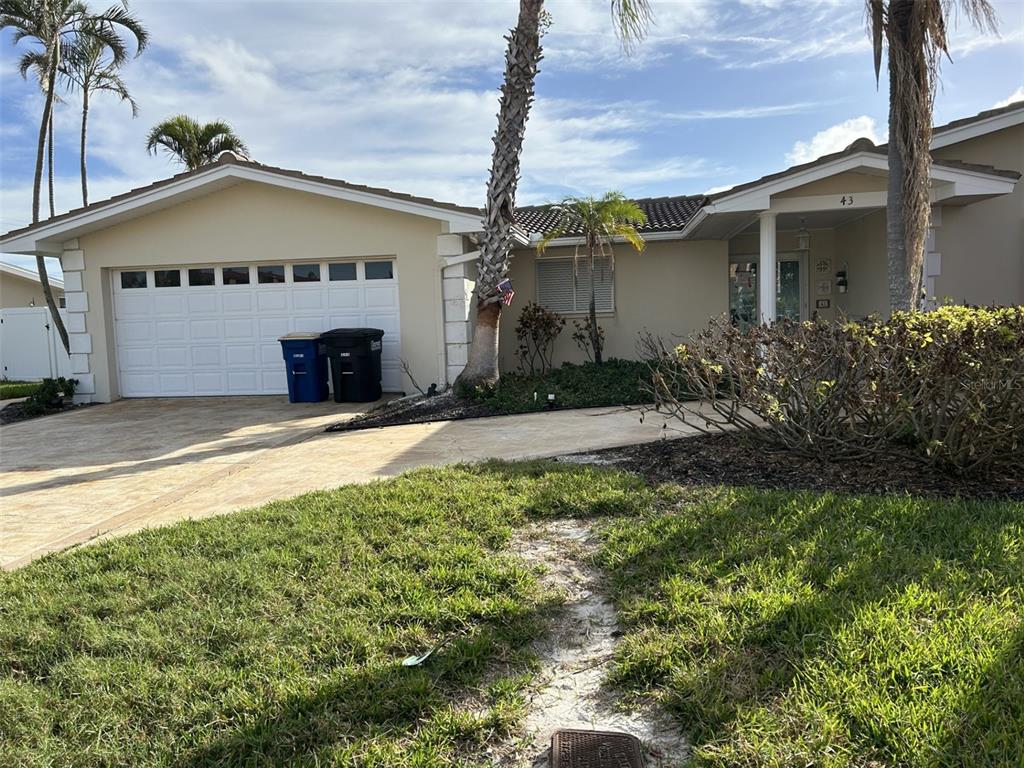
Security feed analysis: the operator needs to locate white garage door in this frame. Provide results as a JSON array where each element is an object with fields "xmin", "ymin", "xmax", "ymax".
[{"xmin": 113, "ymin": 260, "xmax": 401, "ymax": 397}]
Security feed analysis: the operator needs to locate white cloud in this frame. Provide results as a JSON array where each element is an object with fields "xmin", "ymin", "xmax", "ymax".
[
  {"xmin": 786, "ymin": 116, "xmax": 883, "ymax": 165},
  {"xmin": 993, "ymin": 85, "xmax": 1024, "ymax": 108}
]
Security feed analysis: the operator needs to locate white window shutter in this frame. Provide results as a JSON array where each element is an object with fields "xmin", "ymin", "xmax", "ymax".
[{"xmin": 537, "ymin": 259, "xmax": 575, "ymax": 312}]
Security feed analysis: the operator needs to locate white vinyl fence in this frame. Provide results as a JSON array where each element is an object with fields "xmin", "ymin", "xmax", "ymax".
[{"xmin": 0, "ymin": 307, "xmax": 72, "ymax": 383}]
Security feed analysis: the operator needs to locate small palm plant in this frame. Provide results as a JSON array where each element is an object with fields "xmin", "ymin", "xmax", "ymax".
[
  {"xmin": 537, "ymin": 192, "xmax": 646, "ymax": 365},
  {"xmin": 146, "ymin": 115, "xmax": 249, "ymax": 170}
]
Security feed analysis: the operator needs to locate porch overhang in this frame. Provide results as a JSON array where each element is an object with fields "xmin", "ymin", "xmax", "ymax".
[{"xmin": 681, "ymin": 149, "xmax": 1019, "ymax": 240}]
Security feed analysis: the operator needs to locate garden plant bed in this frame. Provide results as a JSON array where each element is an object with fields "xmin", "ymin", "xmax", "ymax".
[
  {"xmin": 585, "ymin": 430, "xmax": 1023, "ymax": 500},
  {"xmin": 0, "ymin": 399, "xmax": 92, "ymax": 426},
  {"xmin": 328, "ymin": 359, "xmax": 653, "ymax": 432},
  {"xmin": 0, "ymin": 380, "xmax": 41, "ymax": 400}
]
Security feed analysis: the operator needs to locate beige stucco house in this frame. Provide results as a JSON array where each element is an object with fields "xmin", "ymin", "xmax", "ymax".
[
  {"xmin": 1, "ymin": 101, "xmax": 1020, "ymax": 403},
  {"xmin": 0, "ymin": 262, "xmax": 64, "ymax": 309}
]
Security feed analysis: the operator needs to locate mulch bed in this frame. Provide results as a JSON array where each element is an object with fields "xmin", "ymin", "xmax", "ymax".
[
  {"xmin": 0, "ymin": 401, "xmax": 93, "ymax": 426},
  {"xmin": 584, "ymin": 431, "xmax": 1023, "ymax": 501},
  {"xmin": 326, "ymin": 392, "xmax": 505, "ymax": 432}
]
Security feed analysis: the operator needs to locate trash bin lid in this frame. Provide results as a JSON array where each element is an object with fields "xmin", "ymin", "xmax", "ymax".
[
  {"xmin": 278, "ymin": 332, "xmax": 323, "ymax": 341},
  {"xmin": 320, "ymin": 327, "xmax": 384, "ymax": 340}
]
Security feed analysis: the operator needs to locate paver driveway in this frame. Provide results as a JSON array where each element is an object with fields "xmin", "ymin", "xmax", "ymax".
[{"xmin": 1, "ymin": 397, "xmax": 692, "ymax": 569}]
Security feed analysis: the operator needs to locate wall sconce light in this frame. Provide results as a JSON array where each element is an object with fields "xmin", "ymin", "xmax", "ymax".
[
  {"xmin": 797, "ymin": 218, "xmax": 810, "ymax": 251},
  {"xmin": 835, "ymin": 266, "xmax": 848, "ymax": 294}
]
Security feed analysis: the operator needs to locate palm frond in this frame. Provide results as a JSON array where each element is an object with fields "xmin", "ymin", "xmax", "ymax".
[{"xmin": 611, "ymin": 0, "xmax": 653, "ymax": 55}]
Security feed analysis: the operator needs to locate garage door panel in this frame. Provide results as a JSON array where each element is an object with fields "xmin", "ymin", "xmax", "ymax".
[
  {"xmin": 328, "ymin": 288, "xmax": 361, "ymax": 309},
  {"xmin": 364, "ymin": 286, "xmax": 398, "ymax": 308},
  {"xmin": 157, "ymin": 347, "xmax": 188, "ymax": 367},
  {"xmin": 222, "ymin": 292, "xmax": 253, "ymax": 313},
  {"xmin": 115, "ymin": 262, "xmax": 401, "ymax": 397},
  {"xmin": 256, "ymin": 291, "xmax": 289, "ymax": 312},
  {"xmin": 226, "ymin": 345, "xmax": 258, "ymax": 366},
  {"xmin": 158, "ymin": 373, "xmax": 192, "ymax": 395},
  {"xmin": 154, "ymin": 294, "xmax": 186, "ymax": 315},
  {"xmin": 258, "ymin": 317, "xmax": 290, "ymax": 338},
  {"xmin": 191, "ymin": 346, "xmax": 222, "ymax": 366},
  {"xmin": 193, "ymin": 372, "xmax": 225, "ymax": 394},
  {"xmin": 189, "ymin": 319, "xmax": 221, "ymax": 340},
  {"xmin": 115, "ymin": 293, "xmax": 152, "ymax": 318},
  {"xmin": 293, "ymin": 290, "xmax": 324, "ymax": 311},
  {"xmin": 187, "ymin": 293, "xmax": 220, "ymax": 314},
  {"xmin": 156, "ymin": 321, "xmax": 187, "ymax": 341},
  {"xmin": 119, "ymin": 347, "xmax": 156, "ymax": 369}
]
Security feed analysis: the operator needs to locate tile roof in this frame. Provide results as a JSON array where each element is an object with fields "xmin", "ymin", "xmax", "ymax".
[
  {"xmin": 0, "ymin": 153, "xmax": 483, "ymax": 243},
  {"xmin": 514, "ymin": 194, "xmax": 709, "ymax": 237},
  {"xmin": 933, "ymin": 99, "xmax": 1024, "ymax": 135}
]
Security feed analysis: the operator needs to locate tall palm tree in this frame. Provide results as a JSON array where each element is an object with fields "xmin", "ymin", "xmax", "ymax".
[
  {"xmin": 145, "ymin": 115, "xmax": 249, "ymax": 170},
  {"xmin": 17, "ymin": 48, "xmax": 59, "ymax": 217},
  {"xmin": 867, "ymin": 0, "xmax": 996, "ymax": 311},
  {"xmin": 1, "ymin": 0, "xmax": 148, "ymax": 354},
  {"xmin": 456, "ymin": 0, "xmax": 652, "ymax": 389},
  {"xmin": 536, "ymin": 192, "xmax": 646, "ymax": 364},
  {"xmin": 61, "ymin": 26, "xmax": 138, "ymax": 206}
]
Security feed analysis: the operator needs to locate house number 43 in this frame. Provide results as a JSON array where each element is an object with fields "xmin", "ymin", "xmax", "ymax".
[{"xmin": 840, "ymin": 195, "xmax": 855, "ymax": 206}]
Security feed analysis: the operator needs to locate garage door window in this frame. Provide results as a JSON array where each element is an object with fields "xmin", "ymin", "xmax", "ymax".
[
  {"xmin": 155, "ymin": 269, "xmax": 181, "ymax": 288},
  {"xmin": 365, "ymin": 261, "xmax": 394, "ymax": 280},
  {"xmin": 258, "ymin": 265, "xmax": 286, "ymax": 284},
  {"xmin": 188, "ymin": 268, "xmax": 215, "ymax": 286},
  {"xmin": 293, "ymin": 264, "xmax": 321, "ymax": 282},
  {"xmin": 120, "ymin": 271, "xmax": 147, "ymax": 289},
  {"xmin": 222, "ymin": 266, "xmax": 250, "ymax": 285},
  {"xmin": 329, "ymin": 263, "xmax": 357, "ymax": 281}
]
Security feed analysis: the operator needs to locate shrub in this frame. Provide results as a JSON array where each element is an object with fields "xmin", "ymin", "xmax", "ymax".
[
  {"xmin": 22, "ymin": 377, "xmax": 78, "ymax": 417},
  {"xmin": 571, "ymin": 315, "xmax": 605, "ymax": 363},
  {"xmin": 514, "ymin": 302, "xmax": 565, "ymax": 376},
  {"xmin": 645, "ymin": 306, "xmax": 1024, "ymax": 475}
]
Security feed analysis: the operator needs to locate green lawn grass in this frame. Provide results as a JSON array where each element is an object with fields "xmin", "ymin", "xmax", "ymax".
[
  {"xmin": 0, "ymin": 463, "xmax": 655, "ymax": 767},
  {"xmin": 0, "ymin": 380, "xmax": 40, "ymax": 399},
  {"xmin": 474, "ymin": 358, "xmax": 652, "ymax": 413},
  {"xmin": 1, "ymin": 464, "xmax": 1021, "ymax": 767},
  {"xmin": 597, "ymin": 487, "xmax": 1024, "ymax": 767}
]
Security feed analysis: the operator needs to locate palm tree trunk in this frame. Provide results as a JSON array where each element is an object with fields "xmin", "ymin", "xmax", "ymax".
[
  {"xmin": 886, "ymin": 81, "xmax": 911, "ymax": 312},
  {"xmin": 456, "ymin": 0, "xmax": 544, "ymax": 390},
  {"xmin": 31, "ymin": 51, "xmax": 71, "ymax": 354},
  {"xmin": 588, "ymin": 245, "xmax": 602, "ymax": 365},
  {"xmin": 80, "ymin": 88, "xmax": 90, "ymax": 206},
  {"xmin": 47, "ymin": 112, "xmax": 56, "ymax": 218}
]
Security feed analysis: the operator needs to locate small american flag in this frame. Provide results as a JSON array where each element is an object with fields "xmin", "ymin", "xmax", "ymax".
[{"xmin": 498, "ymin": 278, "xmax": 515, "ymax": 306}]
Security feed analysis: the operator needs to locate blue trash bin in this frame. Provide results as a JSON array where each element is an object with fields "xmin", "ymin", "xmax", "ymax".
[{"xmin": 279, "ymin": 332, "xmax": 328, "ymax": 403}]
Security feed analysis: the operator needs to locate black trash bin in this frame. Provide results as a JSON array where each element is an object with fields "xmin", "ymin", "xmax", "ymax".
[{"xmin": 320, "ymin": 328, "xmax": 384, "ymax": 403}]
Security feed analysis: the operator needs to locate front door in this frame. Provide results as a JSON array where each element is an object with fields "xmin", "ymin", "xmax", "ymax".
[{"xmin": 729, "ymin": 253, "xmax": 807, "ymax": 328}]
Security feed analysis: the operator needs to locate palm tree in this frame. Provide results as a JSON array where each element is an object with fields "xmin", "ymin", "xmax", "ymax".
[
  {"xmin": 1, "ymin": 0, "xmax": 148, "ymax": 354},
  {"xmin": 146, "ymin": 115, "xmax": 249, "ymax": 171},
  {"xmin": 61, "ymin": 26, "xmax": 139, "ymax": 206},
  {"xmin": 536, "ymin": 192, "xmax": 646, "ymax": 364},
  {"xmin": 867, "ymin": 0, "xmax": 996, "ymax": 311},
  {"xmin": 17, "ymin": 48, "xmax": 59, "ymax": 218},
  {"xmin": 456, "ymin": 0, "xmax": 652, "ymax": 389}
]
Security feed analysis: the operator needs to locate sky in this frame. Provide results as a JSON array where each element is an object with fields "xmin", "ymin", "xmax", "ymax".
[{"xmin": 1, "ymin": 0, "xmax": 1022, "ymax": 277}]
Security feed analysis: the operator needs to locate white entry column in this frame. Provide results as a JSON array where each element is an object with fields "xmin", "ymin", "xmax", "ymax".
[{"xmin": 758, "ymin": 212, "xmax": 777, "ymax": 324}]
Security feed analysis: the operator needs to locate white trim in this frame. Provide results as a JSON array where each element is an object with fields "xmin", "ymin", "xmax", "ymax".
[
  {"xmin": 1, "ymin": 162, "xmax": 484, "ymax": 254},
  {"xmin": 930, "ymin": 106, "xmax": 1024, "ymax": 149},
  {"xmin": 0, "ymin": 261, "xmax": 64, "ymax": 289}
]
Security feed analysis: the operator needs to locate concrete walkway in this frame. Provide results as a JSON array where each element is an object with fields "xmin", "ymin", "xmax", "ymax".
[{"xmin": 1, "ymin": 397, "xmax": 692, "ymax": 569}]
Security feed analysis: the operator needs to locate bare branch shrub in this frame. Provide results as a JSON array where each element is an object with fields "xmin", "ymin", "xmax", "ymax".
[
  {"xmin": 571, "ymin": 315, "xmax": 605, "ymax": 363},
  {"xmin": 643, "ymin": 306, "xmax": 1024, "ymax": 475},
  {"xmin": 515, "ymin": 302, "xmax": 565, "ymax": 376}
]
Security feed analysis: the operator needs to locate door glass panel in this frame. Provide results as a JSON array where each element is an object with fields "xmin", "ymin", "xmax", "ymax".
[
  {"xmin": 729, "ymin": 261, "xmax": 758, "ymax": 330},
  {"xmin": 328, "ymin": 263, "xmax": 356, "ymax": 281},
  {"xmin": 155, "ymin": 269, "xmax": 181, "ymax": 288},
  {"xmin": 120, "ymin": 271, "xmax": 147, "ymax": 289},
  {"xmin": 188, "ymin": 268, "xmax": 215, "ymax": 286},
  {"xmin": 222, "ymin": 266, "xmax": 250, "ymax": 285},
  {"xmin": 777, "ymin": 260, "xmax": 801, "ymax": 321},
  {"xmin": 257, "ymin": 265, "xmax": 286, "ymax": 284},
  {"xmin": 365, "ymin": 261, "xmax": 394, "ymax": 280},
  {"xmin": 293, "ymin": 264, "xmax": 320, "ymax": 282}
]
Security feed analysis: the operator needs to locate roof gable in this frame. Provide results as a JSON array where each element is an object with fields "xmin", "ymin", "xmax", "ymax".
[{"xmin": 0, "ymin": 155, "xmax": 484, "ymax": 255}]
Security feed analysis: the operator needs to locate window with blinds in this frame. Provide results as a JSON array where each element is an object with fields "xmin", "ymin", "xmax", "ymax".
[{"xmin": 536, "ymin": 256, "xmax": 614, "ymax": 313}]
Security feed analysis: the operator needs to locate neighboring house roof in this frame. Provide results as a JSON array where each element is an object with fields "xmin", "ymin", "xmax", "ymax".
[
  {"xmin": 514, "ymin": 194, "xmax": 709, "ymax": 237},
  {"xmin": 0, "ymin": 154, "xmax": 485, "ymax": 254},
  {"xmin": 0, "ymin": 261, "xmax": 64, "ymax": 289}
]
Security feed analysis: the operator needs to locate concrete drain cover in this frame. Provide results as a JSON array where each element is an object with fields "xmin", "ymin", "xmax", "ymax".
[{"xmin": 550, "ymin": 729, "xmax": 644, "ymax": 768}]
